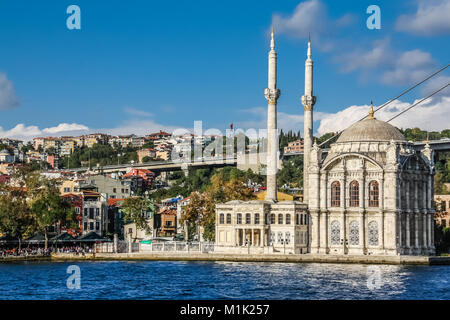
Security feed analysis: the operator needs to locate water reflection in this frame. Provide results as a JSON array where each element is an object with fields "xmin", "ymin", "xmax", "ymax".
[{"xmin": 0, "ymin": 261, "xmax": 448, "ymax": 299}]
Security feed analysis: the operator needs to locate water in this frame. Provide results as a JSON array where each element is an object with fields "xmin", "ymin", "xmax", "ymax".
[{"xmin": 0, "ymin": 261, "xmax": 448, "ymax": 299}]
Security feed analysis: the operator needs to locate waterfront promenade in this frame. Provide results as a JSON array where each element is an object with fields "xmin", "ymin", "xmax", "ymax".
[{"xmin": 43, "ymin": 252, "xmax": 450, "ymax": 265}]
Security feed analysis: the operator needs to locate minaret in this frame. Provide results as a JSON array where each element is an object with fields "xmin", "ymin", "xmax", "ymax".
[
  {"xmin": 265, "ymin": 27, "xmax": 281, "ymax": 202},
  {"xmin": 301, "ymin": 35, "xmax": 316, "ymax": 204}
]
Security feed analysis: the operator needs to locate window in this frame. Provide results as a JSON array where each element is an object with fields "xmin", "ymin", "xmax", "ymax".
[
  {"xmin": 331, "ymin": 181, "xmax": 341, "ymax": 207},
  {"xmin": 278, "ymin": 214, "xmax": 283, "ymax": 224},
  {"xmin": 330, "ymin": 220, "xmax": 340, "ymax": 245},
  {"xmin": 89, "ymin": 208, "xmax": 94, "ymax": 219},
  {"xmin": 226, "ymin": 213, "xmax": 231, "ymax": 224},
  {"xmin": 270, "ymin": 232, "xmax": 275, "ymax": 245},
  {"xmin": 237, "ymin": 213, "xmax": 242, "ymax": 224},
  {"xmin": 296, "ymin": 214, "xmax": 299, "ymax": 225},
  {"xmin": 349, "ymin": 180, "xmax": 359, "ymax": 207},
  {"xmin": 270, "ymin": 214, "xmax": 275, "ymax": 224},
  {"xmin": 286, "ymin": 214, "xmax": 291, "ymax": 225},
  {"xmin": 84, "ymin": 208, "xmax": 88, "ymax": 216},
  {"xmin": 368, "ymin": 221, "xmax": 379, "ymax": 246},
  {"xmin": 285, "ymin": 232, "xmax": 291, "ymax": 245},
  {"xmin": 125, "ymin": 189, "xmax": 128, "ymax": 193},
  {"xmin": 349, "ymin": 221, "xmax": 359, "ymax": 245},
  {"xmin": 121, "ymin": 189, "xmax": 124, "ymax": 193},
  {"xmin": 83, "ymin": 222, "xmax": 87, "ymax": 231},
  {"xmin": 369, "ymin": 181, "xmax": 379, "ymax": 207},
  {"xmin": 95, "ymin": 222, "xmax": 100, "ymax": 230},
  {"xmin": 95, "ymin": 208, "xmax": 100, "ymax": 216},
  {"xmin": 75, "ymin": 207, "xmax": 80, "ymax": 214},
  {"xmin": 277, "ymin": 232, "xmax": 283, "ymax": 244},
  {"xmin": 64, "ymin": 187, "xmax": 70, "ymax": 193},
  {"xmin": 113, "ymin": 188, "xmax": 117, "ymax": 193},
  {"xmin": 219, "ymin": 214, "xmax": 224, "ymax": 224},
  {"xmin": 89, "ymin": 222, "xmax": 94, "ymax": 230},
  {"xmin": 254, "ymin": 213, "xmax": 260, "ymax": 224},
  {"xmin": 245, "ymin": 213, "xmax": 251, "ymax": 224}
]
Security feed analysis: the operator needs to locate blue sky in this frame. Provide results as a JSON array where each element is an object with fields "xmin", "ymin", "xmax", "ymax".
[{"xmin": 0, "ymin": 0, "xmax": 449, "ymax": 140}]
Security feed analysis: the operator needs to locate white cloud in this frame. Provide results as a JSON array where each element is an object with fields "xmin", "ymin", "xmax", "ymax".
[
  {"xmin": 0, "ymin": 122, "xmax": 89, "ymax": 141},
  {"xmin": 336, "ymin": 38, "xmax": 394, "ymax": 73},
  {"xmin": 396, "ymin": 0, "xmax": 450, "ymax": 36},
  {"xmin": 317, "ymin": 95, "xmax": 450, "ymax": 136},
  {"xmin": 43, "ymin": 123, "xmax": 89, "ymax": 134},
  {"xmin": 0, "ymin": 72, "xmax": 19, "ymax": 110},
  {"xmin": 123, "ymin": 107, "xmax": 153, "ymax": 117},
  {"xmin": 272, "ymin": 0, "xmax": 327, "ymax": 38},
  {"xmin": 382, "ymin": 49, "xmax": 435, "ymax": 85}
]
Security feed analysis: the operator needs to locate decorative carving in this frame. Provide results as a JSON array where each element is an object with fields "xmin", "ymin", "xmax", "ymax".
[
  {"xmin": 349, "ymin": 220, "xmax": 359, "ymax": 245},
  {"xmin": 368, "ymin": 221, "xmax": 379, "ymax": 246},
  {"xmin": 330, "ymin": 220, "xmax": 340, "ymax": 245},
  {"xmin": 301, "ymin": 95, "xmax": 316, "ymax": 110},
  {"xmin": 264, "ymin": 88, "xmax": 280, "ymax": 104}
]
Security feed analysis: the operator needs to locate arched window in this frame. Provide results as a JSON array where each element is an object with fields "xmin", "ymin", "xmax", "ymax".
[
  {"xmin": 278, "ymin": 214, "xmax": 283, "ymax": 224},
  {"xmin": 270, "ymin": 214, "xmax": 275, "ymax": 224},
  {"xmin": 237, "ymin": 213, "xmax": 242, "ymax": 224},
  {"xmin": 219, "ymin": 214, "xmax": 224, "ymax": 224},
  {"xmin": 349, "ymin": 220, "xmax": 359, "ymax": 245},
  {"xmin": 368, "ymin": 221, "xmax": 379, "ymax": 246},
  {"xmin": 369, "ymin": 181, "xmax": 379, "ymax": 207},
  {"xmin": 349, "ymin": 180, "xmax": 359, "ymax": 207},
  {"xmin": 286, "ymin": 214, "xmax": 291, "ymax": 225},
  {"xmin": 254, "ymin": 213, "xmax": 260, "ymax": 224},
  {"xmin": 331, "ymin": 181, "xmax": 341, "ymax": 207},
  {"xmin": 245, "ymin": 213, "xmax": 251, "ymax": 224},
  {"xmin": 226, "ymin": 213, "xmax": 231, "ymax": 224},
  {"xmin": 330, "ymin": 220, "xmax": 340, "ymax": 245}
]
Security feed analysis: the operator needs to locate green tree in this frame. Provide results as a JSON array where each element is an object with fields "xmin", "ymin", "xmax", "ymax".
[
  {"xmin": 29, "ymin": 175, "xmax": 77, "ymax": 249},
  {"xmin": 122, "ymin": 197, "xmax": 154, "ymax": 239}
]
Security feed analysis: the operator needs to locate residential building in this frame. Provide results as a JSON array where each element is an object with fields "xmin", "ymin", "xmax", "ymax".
[
  {"xmin": 137, "ymin": 148, "xmax": 156, "ymax": 163},
  {"xmin": 284, "ymin": 139, "xmax": 304, "ymax": 154},
  {"xmin": 81, "ymin": 190, "xmax": 108, "ymax": 236},
  {"xmin": 80, "ymin": 174, "xmax": 131, "ymax": 199},
  {"xmin": 0, "ymin": 149, "xmax": 14, "ymax": 163}
]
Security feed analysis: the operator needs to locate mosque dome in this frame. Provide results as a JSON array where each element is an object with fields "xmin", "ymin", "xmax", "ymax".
[{"xmin": 336, "ymin": 107, "xmax": 406, "ymax": 143}]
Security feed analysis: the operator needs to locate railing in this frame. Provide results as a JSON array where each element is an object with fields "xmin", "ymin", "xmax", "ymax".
[{"xmin": 141, "ymin": 241, "xmax": 215, "ymax": 253}]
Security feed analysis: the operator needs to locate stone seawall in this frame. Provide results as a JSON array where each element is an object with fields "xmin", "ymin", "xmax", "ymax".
[
  {"xmin": 47, "ymin": 252, "xmax": 450, "ymax": 265},
  {"xmin": 1, "ymin": 253, "xmax": 448, "ymax": 265}
]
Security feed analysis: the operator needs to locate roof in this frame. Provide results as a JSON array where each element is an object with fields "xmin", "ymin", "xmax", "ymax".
[
  {"xmin": 50, "ymin": 232, "xmax": 76, "ymax": 242},
  {"xmin": 256, "ymin": 191, "xmax": 294, "ymax": 201},
  {"xmin": 337, "ymin": 118, "xmax": 406, "ymax": 143},
  {"xmin": 108, "ymin": 198, "xmax": 125, "ymax": 206}
]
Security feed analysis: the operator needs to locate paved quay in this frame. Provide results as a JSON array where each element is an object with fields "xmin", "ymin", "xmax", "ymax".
[{"xmin": 48, "ymin": 252, "xmax": 450, "ymax": 265}]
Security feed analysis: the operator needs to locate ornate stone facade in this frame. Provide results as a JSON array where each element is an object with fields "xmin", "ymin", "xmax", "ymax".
[{"xmin": 307, "ymin": 117, "xmax": 436, "ymax": 255}]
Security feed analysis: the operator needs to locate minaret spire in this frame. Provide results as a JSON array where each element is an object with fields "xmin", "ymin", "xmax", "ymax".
[
  {"xmin": 301, "ymin": 36, "xmax": 317, "ymax": 204},
  {"xmin": 264, "ymin": 26, "xmax": 281, "ymax": 202}
]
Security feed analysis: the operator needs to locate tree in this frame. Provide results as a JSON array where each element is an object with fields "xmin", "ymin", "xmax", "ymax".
[
  {"xmin": 0, "ymin": 167, "xmax": 34, "ymax": 250},
  {"xmin": 181, "ymin": 171, "xmax": 255, "ymax": 241},
  {"xmin": 28, "ymin": 174, "xmax": 77, "ymax": 249},
  {"xmin": 122, "ymin": 197, "xmax": 154, "ymax": 239}
]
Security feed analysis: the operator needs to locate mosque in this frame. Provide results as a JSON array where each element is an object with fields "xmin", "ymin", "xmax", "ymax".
[{"xmin": 215, "ymin": 29, "xmax": 436, "ymax": 256}]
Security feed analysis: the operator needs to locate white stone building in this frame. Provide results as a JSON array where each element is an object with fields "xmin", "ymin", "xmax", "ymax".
[{"xmin": 215, "ymin": 30, "xmax": 436, "ymax": 256}]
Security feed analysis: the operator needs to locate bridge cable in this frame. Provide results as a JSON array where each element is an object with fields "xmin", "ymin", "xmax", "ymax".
[
  {"xmin": 318, "ymin": 63, "xmax": 450, "ymax": 147},
  {"xmin": 386, "ymin": 82, "xmax": 449, "ymax": 123}
]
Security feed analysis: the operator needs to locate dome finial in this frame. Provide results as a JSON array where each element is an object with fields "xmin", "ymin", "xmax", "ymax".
[{"xmin": 368, "ymin": 101, "xmax": 375, "ymax": 119}]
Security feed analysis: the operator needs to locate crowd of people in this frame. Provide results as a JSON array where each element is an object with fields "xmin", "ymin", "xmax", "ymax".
[
  {"xmin": 1, "ymin": 247, "xmax": 51, "ymax": 257},
  {"xmin": 0, "ymin": 245, "xmax": 95, "ymax": 257}
]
